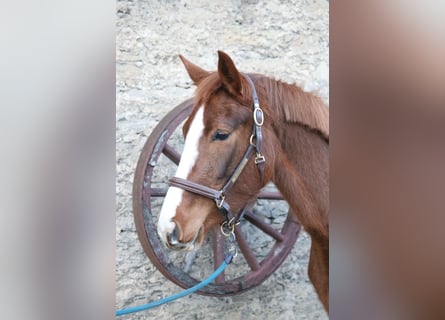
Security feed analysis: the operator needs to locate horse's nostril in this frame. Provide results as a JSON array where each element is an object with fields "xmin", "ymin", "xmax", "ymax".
[
  {"xmin": 166, "ymin": 223, "xmax": 179, "ymax": 244},
  {"xmin": 166, "ymin": 223, "xmax": 188, "ymax": 250}
]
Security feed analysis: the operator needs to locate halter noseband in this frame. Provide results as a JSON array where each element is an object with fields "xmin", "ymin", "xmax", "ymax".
[{"xmin": 168, "ymin": 74, "xmax": 265, "ymax": 228}]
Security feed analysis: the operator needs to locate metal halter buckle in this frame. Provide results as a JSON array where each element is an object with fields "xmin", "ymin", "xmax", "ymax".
[
  {"xmin": 253, "ymin": 107, "xmax": 264, "ymax": 126},
  {"xmin": 255, "ymin": 153, "xmax": 266, "ymax": 164}
]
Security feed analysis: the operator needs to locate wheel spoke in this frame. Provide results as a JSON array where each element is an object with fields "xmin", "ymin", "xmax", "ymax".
[
  {"xmin": 211, "ymin": 227, "xmax": 225, "ymax": 283},
  {"xmin": 244, "ymin": 211, "xmax": 284, "ymax": 242},
  {"xmin": 234, "ymin": 227, "xmax": 260, "ymax": 271},
  {"xmin": 183, "ymin": 249, "xmax": 197, "ymax": 273},
  {"xmin": 149, "ymin": 188, "xmax": 167, "ymax": 197},
  {"xmin": 163, "ymin": 144, "xmax": 181, "ymax": 165},
  {"xmin": 257, "ymin": 190, "xmax": 283, "ymax": 200}
]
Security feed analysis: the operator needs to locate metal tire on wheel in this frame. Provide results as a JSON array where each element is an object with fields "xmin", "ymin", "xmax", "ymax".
[{"xmin": 133, "ymin": 98, "xmax": 301, "ymax": 296}]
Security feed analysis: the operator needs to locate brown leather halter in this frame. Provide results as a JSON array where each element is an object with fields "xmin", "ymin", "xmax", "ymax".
[{"xmin": 168, "ymin": 74, "xmax": 266, "ymax": 229}]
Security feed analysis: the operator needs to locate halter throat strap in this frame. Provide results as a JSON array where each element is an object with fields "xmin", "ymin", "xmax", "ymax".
[{"xmin": 244, "ymin": 74, "xmax": 265, "ymax": 181}]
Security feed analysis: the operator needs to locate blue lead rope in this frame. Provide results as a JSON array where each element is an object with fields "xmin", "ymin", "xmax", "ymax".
[{"xmin": 116, "ymin": 253, "xmax": 233, "ymax": 317}]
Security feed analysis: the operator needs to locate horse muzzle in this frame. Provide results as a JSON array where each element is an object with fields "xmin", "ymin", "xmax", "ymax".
[{"xmin": 164, "ymin": 222, "xmax": 201, "ymax": 251}]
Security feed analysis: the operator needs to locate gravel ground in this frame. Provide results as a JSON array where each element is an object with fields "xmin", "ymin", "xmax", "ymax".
[{"xmin": 116, "ymin": 1, "xmax": 329, "ymax": 319}]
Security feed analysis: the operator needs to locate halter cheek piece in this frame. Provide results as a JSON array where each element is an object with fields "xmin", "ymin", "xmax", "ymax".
[{"xmin": 168, "ymin": 74, "xmax": 266, "ymax": 231}]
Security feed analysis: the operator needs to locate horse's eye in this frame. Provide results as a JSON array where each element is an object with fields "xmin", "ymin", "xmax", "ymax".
[{"xmin": 212, "ymin": 131, "xmax": 230, "ymax": 141}]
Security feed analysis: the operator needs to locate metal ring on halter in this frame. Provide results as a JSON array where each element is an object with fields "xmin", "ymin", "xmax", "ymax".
[
  {"xmin": 227, "ymin": 216, "xmax": 240, "ymax": 227},
  {"xmin": 220, "ymin": 220, "xmax": 235, "ymax": 237},
  {"xmin": 232, "ymin": 216, "xmax": 241, "ymax": 226},
  {"xmin": 250, "ymin": 134, "xmax": 256, "ymax": 146},
  {"xmin": 215, "ymin": 194, "xmax": 225, "ymax": 209}
]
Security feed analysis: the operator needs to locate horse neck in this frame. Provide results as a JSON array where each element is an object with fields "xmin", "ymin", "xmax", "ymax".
[
  {"xmin": 272, "ymin": 125, "xmax": 328, "ymax": 239},
  {"xmin": 260, "ymin": 80, "xmax": 329, "ymax": 239}
]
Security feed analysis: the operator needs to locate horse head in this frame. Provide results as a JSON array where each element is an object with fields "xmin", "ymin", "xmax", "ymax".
[{"xmin": 157, "ymin": 51, "xmax": 275, "ymax": 251}]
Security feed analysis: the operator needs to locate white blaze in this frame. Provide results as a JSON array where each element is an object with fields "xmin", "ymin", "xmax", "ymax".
[{"xmin": 157, "ymin": 106, "xmax": 205, "ymax": 242}]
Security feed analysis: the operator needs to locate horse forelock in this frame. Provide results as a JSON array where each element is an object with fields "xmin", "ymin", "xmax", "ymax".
[
  {"xmin": 194, "ymin": 72, "xmax": 251, "ymax": 108},
  {"xmin": 194, "ymin": 73, "xmax": 222, "ymax": 107}
]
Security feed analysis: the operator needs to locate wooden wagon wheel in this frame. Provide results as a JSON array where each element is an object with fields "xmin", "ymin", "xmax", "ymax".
[{"xmin": 133, "ymin": 98, "xmax": 301, "ymax": 296}]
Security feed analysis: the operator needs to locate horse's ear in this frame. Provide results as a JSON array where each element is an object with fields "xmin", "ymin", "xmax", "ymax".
[
  {"xmin": 217, "ymin": 51, "xmax": 242, "ymax": 97},
  {"xmin": 179, "ymin": 55, "xmax": 210, "ymax": 85}
]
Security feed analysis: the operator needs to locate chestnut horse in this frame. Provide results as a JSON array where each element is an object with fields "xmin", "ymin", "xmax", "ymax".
[{"xmin": 158, "ymin": 51, "xmax": 329, "ymax": 311}]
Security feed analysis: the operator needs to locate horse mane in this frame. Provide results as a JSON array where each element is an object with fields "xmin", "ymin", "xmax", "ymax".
[
  {"xmin": 252, "ymin": 74, "xmax": 329, "ymax": 141},
  {"xmin": 192, "ymin": 72, "xmax": 329, "ymax": 142}
]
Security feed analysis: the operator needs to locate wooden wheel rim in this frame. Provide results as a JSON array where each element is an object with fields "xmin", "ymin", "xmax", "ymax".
[{"xmin": 132, "ymin": 98, "xmax": 301, "ymax": 296}]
